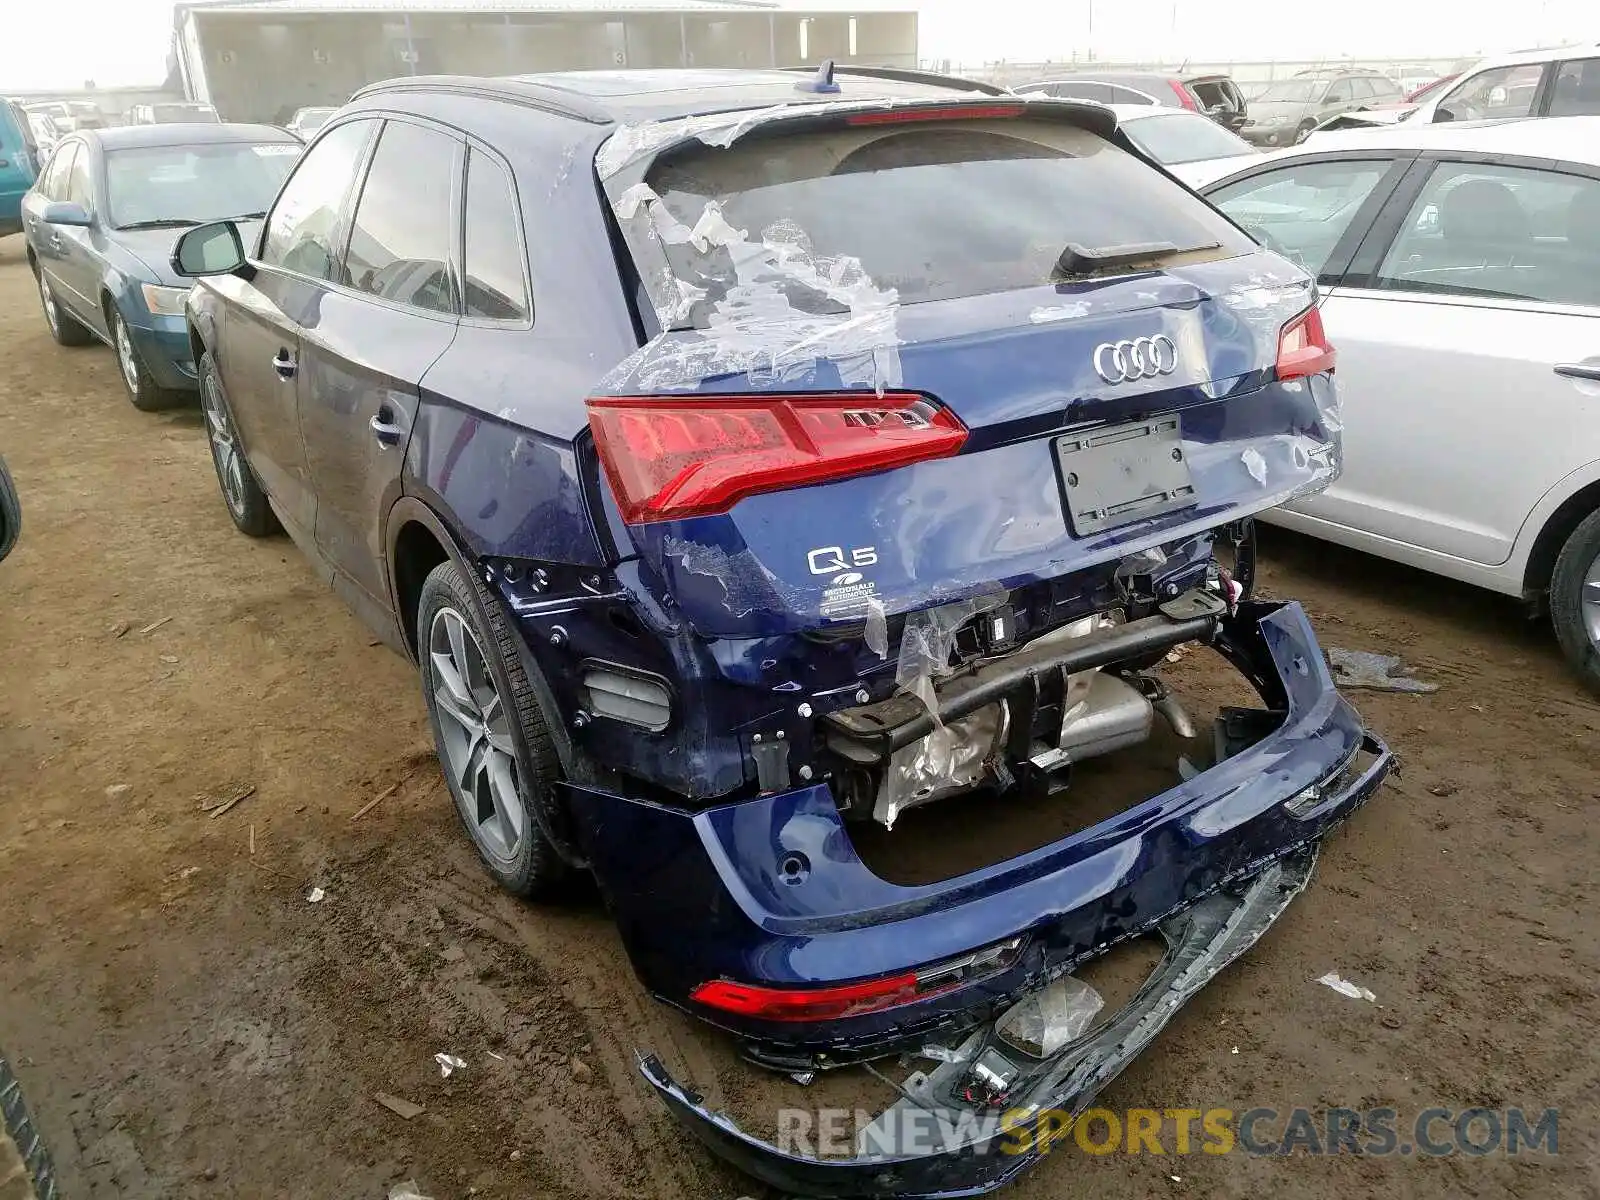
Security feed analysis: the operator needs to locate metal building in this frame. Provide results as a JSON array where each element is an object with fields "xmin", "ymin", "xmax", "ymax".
[{"xmin": 172, "ymin": 0, "xmax": 919, "ymax": 123}]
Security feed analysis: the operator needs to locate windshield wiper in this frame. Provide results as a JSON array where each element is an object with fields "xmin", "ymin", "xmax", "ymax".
[
  {"xmin": 229, "ymin": 211, "xmax": 268, "ymax": 220},
  {"xmin": 1054, "ymin": 239, "xmax": 1220, "ymax": 279},
  {"xmin": 115, "ymin": 218, "xmax": 203, "ymax": 231}
]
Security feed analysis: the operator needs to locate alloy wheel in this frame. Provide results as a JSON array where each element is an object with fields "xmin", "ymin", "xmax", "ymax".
[
  {"xmin": 429, "ymin": 605, "xmax": 527, "ymax": 862},
  {"xmin": 114, "ymin": 314, "xmax": 140, "ymax": 396},
  {"xmin": 38, "ymin": 273, "xmax": 59, "ymax": 337},
  {"xmin": 201, "ymin": 373, "xmax": 246, "ymax": 518}
]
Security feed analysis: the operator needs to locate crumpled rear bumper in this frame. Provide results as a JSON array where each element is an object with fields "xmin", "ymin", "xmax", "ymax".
[
  {"xmin": 568, "ymin": 599, "xmax": 1392, "ymax": 1061},
  {"xmin": 639, "ymin": 846, "xmax": 1326, "ymax": 1198}
]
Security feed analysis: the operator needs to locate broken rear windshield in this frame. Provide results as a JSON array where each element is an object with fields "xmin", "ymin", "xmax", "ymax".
[{"xmin": 626, "ymin": 118, "xmax": 1253, "ymax": 325}]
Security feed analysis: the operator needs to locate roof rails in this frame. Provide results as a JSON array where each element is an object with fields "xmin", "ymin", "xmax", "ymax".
[
  {"xmin": 781, "ymin": 63, "xmax": 1008, "ymax": 97},
  {"xmin": 352, "ymin": 75, "xmax": 612, "ymax": 124}
]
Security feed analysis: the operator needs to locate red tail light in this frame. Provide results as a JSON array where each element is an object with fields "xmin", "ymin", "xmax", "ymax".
[
  {"xmin": 845, "ymin": 103, "xmax": 1025, "ymax": 126},
  {"xmin": 586, "ymin": 393, "xmax": 967, "ymax": 524},
  {"xmin": 690, "ymin": 972, "xmax": 932, "ymax": 1022},
  {"xmin": 1276, "ymin": 305, "xmax": 1336, "ymax": 380},
  {"xmin": 1168, "ymin": 80, "xmax": 1199, "ymax": 110}
]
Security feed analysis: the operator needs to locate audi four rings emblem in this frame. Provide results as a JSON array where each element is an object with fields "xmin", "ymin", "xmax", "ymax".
[{"xmin": 1093, "ymin": 335, "xmax": 1178, "ymax": 384}]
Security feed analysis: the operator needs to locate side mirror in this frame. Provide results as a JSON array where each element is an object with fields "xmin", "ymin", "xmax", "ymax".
[
  {"xmin": 40, "ymin": 200, "xmax": 90, "ymax": 227},
  {"xmin": 0, "ymin": 453, "xmax": 20, "ymax": 565},
  {"xmin": 172, "ymin": 220, "xmax": 247, "ymax": 277}
]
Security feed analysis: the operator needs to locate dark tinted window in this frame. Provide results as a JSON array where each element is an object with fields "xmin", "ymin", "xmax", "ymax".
[
  {"xmin": 1549, "ymin": 58, "xmax": 1600, "ymax": 116},
  {"xmin": 344, "ymin": 120, "xmax": 458, "ymax": 314},
  {"xmin": 1053, "ymin": 82, "xmax": 1112, "ymax": 102},
  {"xmin": 1105, "ymin": 84, "xmax": 1158, "ymax": 105},
  {"xmin": 463, "ymin": 149, "xmax": 529, "ymax": 322},
  {"xmin": 260, "ymin": 119, "xmax": 373, "ymax": 280},
  {"xmin": 633, "ymin": 118, "xmax": 1253, "ymax": 321}
]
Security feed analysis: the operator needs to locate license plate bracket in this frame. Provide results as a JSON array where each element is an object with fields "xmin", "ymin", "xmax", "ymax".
[{"xmin": 1056, "ymin": 416, "xmax": 1197, "ymax": 537}]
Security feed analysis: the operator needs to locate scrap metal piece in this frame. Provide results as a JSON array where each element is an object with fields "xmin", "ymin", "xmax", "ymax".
[{"xmin": 1327, "ymin": 647, "xmax": 1439, "ymax": 694}]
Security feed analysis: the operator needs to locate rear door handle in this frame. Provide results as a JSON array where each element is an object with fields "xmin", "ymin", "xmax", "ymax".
[
  {"xmin": 370, "ymin": 406, "xmax": 404, "ymax": 448},
  {"xmin": 272, "ymin": 349, "xmax": 296, "ymax": 380},
  {"xmin": 1554, "ymin": 362, "xmax": 1600, "ymax": 383}
]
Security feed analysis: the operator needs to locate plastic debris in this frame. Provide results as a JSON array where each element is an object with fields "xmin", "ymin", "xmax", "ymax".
[
  {"xmin": 1241, "ymin": 446, "xmax": 1268, "ymax": 486},
  {"xmin": 306, "ymin": 886, "xmax": 326, "ymax": 904},
  {"xmin": 1316, "ymin": 972, "xmax": 1377, "ymax": 1002},
  {"xmin": 434, "ymin": 1052, "xmax": 466, "ymax": 1077},
  {"xmin": 388, "ymin": 1182, "xmax": 432, "ymax": 1200},
  {"xmin": 995, "ymin": 975, "xmax": 1104, "ymax": 1057},
  {"xmin": 1327, "ymin": 648, "xmax": 1439, "ymax": 694},
  {"xmin": 373, "ymin": 1092, "xmax": 424, "ymax": 1120}
]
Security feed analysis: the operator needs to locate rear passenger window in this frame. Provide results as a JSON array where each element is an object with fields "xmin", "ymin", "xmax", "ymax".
[
  {"xmin": 40, "ymin": 144, "xmax": 76, "ymax": 200},
  {"xmin": 344, "ymin": 120, "xmax": 459, "ymax": 314},
  {"xmin": 1375, "ymin": 162, "xmax": 1600, "ymax": 307},
  {"xmin": 260, "ymin": 119, "xmax": 373, "ymax": 281},
  {"xmin": 1548, "ymin": 58, "xmax": 1600, "ymax": 117},
  {"xmin": 462, "ymin": 149, "xmax": 530, "ymax": 322},
  {"xmin": 65, "ymin": 149, "xmax": 92, "ymax": 209},
  {"xmin": 630, "ymin": 119, "xmax": 1254, "ymax": 322}
]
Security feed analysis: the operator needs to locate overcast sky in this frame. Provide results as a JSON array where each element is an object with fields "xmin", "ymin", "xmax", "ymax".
[{"xmin": 2, "ymin": 0, "xmax": 1595, "ymax": 91}]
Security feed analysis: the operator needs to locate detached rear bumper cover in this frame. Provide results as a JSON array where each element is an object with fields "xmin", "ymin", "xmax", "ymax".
[{"xmin": 641, "ymin": 847, "xmax": 1324, "ymax": 1198}]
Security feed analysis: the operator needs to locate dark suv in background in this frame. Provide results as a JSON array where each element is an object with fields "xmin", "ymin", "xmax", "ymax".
[{"xmin": 1014, "ymin": 70, "xmax": 1248, "ymax": 131}]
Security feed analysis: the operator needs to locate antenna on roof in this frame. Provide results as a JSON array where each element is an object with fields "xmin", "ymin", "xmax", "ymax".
[{"xmin": 795, "ymin": 59, "xmax": 842, "ymax": 94}]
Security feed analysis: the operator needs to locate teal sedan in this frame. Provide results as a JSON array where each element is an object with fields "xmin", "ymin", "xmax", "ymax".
[{"xmin": 22, "ymin": 123, "xmax": 300, "ymax": 410}]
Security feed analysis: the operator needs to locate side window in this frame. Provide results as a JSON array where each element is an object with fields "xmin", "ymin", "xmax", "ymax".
[
  {"xmin": 1208, "ymin": 159, "xmax": 1392, "ymax": 278},
  {"xmin": 1437, "ymin": 64, "xmax": 1543, "ymax": 121},
  {"xmin": 1548, "ymin": 58, "xmax": 1600, "ymax": 117},
  {"xmin": 463, "ymin": 149, "xmax": 530, "ymax": 322},
  {"xmin": 343, "ymin": 120, "xmax": 459, "ymax": 314},
  {"xmin": 1052, "ymin": 83, "xmax": 1106, "ymax": 102},
  {"xmin": 1375, "ymin": 161, "xmax": 1600, "ymax": 307},
  {"xmin": 1324, "ymin": 80, "xmax": 1352, "ymax": 105},
  {"xmin": 65, "ymin": 147, "xmax": 92, "ymax": 209},
  {"xmin": 259, "ymin": 119, "xmax": 374, "ymax": 281},
  {"xmin": 1106, "ymin": 84, "xmax": 1156, "ymax": 105},
  {"xmin": 40, "ymin": 143, "xmax": 76, "ymax": 200}
]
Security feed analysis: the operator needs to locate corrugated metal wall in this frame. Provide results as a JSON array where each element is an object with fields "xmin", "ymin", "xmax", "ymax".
[{"xmin": 192, "ymin": 9, "xmax": 918, "ymax": 123}]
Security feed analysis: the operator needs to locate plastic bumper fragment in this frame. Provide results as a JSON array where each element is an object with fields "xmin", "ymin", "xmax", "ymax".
[{"xmin": 640, "ymin": 847, "xmax": 1321, "ymax": 1199}]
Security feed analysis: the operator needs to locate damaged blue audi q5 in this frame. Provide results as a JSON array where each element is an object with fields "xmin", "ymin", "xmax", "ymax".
[{"xmin": 173, "ymin": 63, "xmax": 1392, "ymax": 1197}]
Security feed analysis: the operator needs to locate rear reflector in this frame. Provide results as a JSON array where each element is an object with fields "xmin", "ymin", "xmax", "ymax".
[
  {"xmin": 691, "ymin": 937, "xmax": 1022, "ymax": 1022},
  {"xmin": 1276, "ymin": 304, "xmax": 1337, "ymax": 380},
  {"xmin": 587, "ymin": 393, "xmax": 967, "ymax": 524},
  {"xmin": 844, "ymin": 103, "xmax": 1026, "ymax": 126}
]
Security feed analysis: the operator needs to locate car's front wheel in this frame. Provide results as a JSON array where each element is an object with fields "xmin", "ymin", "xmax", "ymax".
[
  {"xmin": 417, "ymin": 560, "xmax": 570, "ymax": 899},
  {"xmin": 198, "ymin": 351, "xmax": 279, "ymax": 537},
  {"xmin": 34, "ymin": 266, "xmax": 92, "ymax": 347},
  {"xmin": 110, "ymin": 306, "xmax": 183, "ymax": 412},
  {"xmin": 1550, "ymin": 507, "xmax": 1600, "ymax": 696}
]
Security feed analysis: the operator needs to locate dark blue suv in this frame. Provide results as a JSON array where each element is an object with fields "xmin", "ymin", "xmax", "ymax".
[{"xmin": 174, "ymin": 66, "xmax": 1390, "ymax": 1196}]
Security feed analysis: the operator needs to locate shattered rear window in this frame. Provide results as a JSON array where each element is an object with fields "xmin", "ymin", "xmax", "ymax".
[{"xmin": 627, "ymin": 119, "xmax": 1253, "ymax": 324}]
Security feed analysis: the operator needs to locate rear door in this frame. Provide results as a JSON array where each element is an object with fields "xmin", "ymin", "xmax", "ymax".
[
  {"xmin": 1292, "ymin": 155, "xmax": 1600, "ymax": 566},
  {"xmin": 24, "ymin": 141, "xmax": 77, "ymax": 281},
  {"xmin": 299, "ymin": 117, "xmax": 461, "ymax": 608},
  {"xmin": 213, "ymin": 117, "xmax": 379, "ymax": 535}
]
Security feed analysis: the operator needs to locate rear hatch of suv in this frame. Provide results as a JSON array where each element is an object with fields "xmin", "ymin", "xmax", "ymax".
[{"xmin": 593, "ymin": 102, "xmax": 1338, "ymax": 641}]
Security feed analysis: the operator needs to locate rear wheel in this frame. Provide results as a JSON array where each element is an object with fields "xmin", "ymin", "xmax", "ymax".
[
  {"xmin": 199, "ymin": 352, "xmax": 279, "ymax": 537},
  {"xmin": 418, "ymin": 560, "xmax": 570, "ymax": 899},
  {"xmin": 110, "ymin": 306, "xmax": 182, "ymax": 412},
  {"xmin": 35, "ymin": 266, "xmax": 92, "ymax": 346},
  {"xmin": 1549, "ymin": 507, "xmax": 1600, "ymax": 696}
]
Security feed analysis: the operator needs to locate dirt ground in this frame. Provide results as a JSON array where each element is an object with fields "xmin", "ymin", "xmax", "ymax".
[{"xmin": 0, "ymin": 238, "xmax": 1596, "ymax": 1200}]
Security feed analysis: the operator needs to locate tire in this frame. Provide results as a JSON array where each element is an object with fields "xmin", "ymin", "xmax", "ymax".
[
  {"xmin": 1549, "ymin": 507, "xmax": 1600, "ymax": 696},
  {"xmin": 417, "ymin": 559, "xmax": 571, "ymax": 900},
  {"xmin": 33, "ymin": 266, "xmax": 92, "ymax": 347},
  {"xmin": 0, "ymin": 453, "xmax": 19, "ymax": 565},
  {"xmin": 109, "ymin": 306, "xmax": 183, "ymax": 412},
  {"xmin": 198, "ymin": 351, "xmax": 279, "ymax": 537},
  {"xmin": 1295, "ymin": 120, "xmax": 1317, "ymax": 144},
  {"xmin": 1, "ymin": 1052, "xmax": 59, "ymax": 1200}
]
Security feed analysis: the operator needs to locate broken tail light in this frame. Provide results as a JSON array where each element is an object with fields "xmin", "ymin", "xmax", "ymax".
[
  {"xmin": 587, "ymin": 393, "xmax": 967, "ymax": 524},
  {"xmin": 1276, "ymin": 304, "xmax": 1337, "ymax": 380},
  {"xmin": 690, "ymin": 937, "xmax": 1022, "ymax": 1022}
]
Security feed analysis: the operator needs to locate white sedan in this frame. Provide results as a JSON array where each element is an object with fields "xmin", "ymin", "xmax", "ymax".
[
  {"xmin": 1099, "ymin": 104, "xmax": 1260, "ymax": 185},
  {"xmin": 1189, "ymin": 116, "xmax": 1600, "ymax": 692}
]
